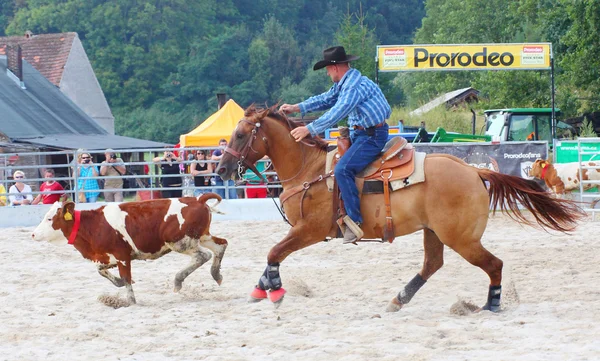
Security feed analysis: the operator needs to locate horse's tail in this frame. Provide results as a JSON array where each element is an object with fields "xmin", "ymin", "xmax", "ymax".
[{"xmin": 477, "ymin": 168, "xmax": 586, "ymax": 233}]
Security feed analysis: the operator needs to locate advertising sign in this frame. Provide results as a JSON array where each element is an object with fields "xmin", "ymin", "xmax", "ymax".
[
  {"xmin": 414, "ymin": 141, "xmax": 548, "ymax": 179},
  {"xmin": 377, "ymin": 43, "xmax": 552, "ymax": 72},
  {"xmin": 554, "ymin": 140, "xmax": 600, "ymax": 163}
]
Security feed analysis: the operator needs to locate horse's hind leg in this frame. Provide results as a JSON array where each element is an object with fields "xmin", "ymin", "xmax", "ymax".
[
  {"xmin": 453, "ymin": 241, "xmax": 503, "ymax": 312},
  {"xmin": 386, "ymin": 228, "xmax": 444, "ymax": 312}
]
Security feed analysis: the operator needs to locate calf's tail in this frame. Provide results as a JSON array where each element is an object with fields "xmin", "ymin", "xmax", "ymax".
[{"xmin": 198, "ymin": 192, "xmax": 224, "ymax": 214}]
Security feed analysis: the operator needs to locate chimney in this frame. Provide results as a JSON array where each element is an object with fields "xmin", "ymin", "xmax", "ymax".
[
  {"xmin": 217, "ymin": 93, "xmax": 227, "ymax": 109},
  {"xmin": 24, "ymin": 30, "xmax": 34, "ymax": 39},
  {"xmin": 6, "ymin": 45, "xmax": 23, "ymax": 82}
]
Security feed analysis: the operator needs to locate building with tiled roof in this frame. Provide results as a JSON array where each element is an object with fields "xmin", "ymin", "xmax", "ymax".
[{"xmin": 0, "ymin": 32, "xmax": 115, "ymax": 134}]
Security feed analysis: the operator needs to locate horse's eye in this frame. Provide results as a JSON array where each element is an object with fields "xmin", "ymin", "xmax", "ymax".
[{"xmin": 236, "ymin": 132, "xmax": 244, "ymax": 139}]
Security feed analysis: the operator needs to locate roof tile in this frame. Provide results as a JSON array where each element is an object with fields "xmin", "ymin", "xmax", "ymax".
[{"xmin": 0, "ymin": 32, "xmax": 77, "ymax": 86}]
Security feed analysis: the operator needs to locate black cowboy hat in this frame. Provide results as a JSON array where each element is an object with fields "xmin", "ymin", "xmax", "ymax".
[{"xmin": 313, "ymin": 46, "xmax": 360, "ymax": 71}]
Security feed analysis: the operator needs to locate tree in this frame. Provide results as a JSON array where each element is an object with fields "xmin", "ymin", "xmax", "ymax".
[
  {"xmin": 559, "ymin": 0, "xmax": 600, "ymax": 113},
  {"xmin": 334, "ymin": 9, "xmax": 378, "ymax": 79}
]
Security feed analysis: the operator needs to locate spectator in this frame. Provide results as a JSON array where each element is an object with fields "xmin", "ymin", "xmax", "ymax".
[
  {"xmin": 211, "ymin": 138, "xmax": 237, "ymax": 199},
  {"xmin": 244, "ymin": 157, "xmax": 268, "ymax": 199},
  {"xmin": 152, "ymin": 150, "xmax": 183, "ymax": 198},
  {"xmin": 100, "ymin": 149, "xmax": 126, "ymax": 202},
  {"xmin": 8, "ymin": 170, "xmax": 33, "ymax": 206},
  {"xmin": 190, "ymin": 150, "xmax": 213, "ymax": 197},
  {"xmin": 0, "ymin": 183, "xmax": 7, "ymax": 206},
  {"xmin": 77, "ymin": 152, "xmax": 101, "ymax": 203},
  {"xmin": 32, "ymin": 169, "xmax": 67, "ymax": 205},
  {"xmin": 398, "ymin": 119, "xmax": 405, "ymax": 132}
]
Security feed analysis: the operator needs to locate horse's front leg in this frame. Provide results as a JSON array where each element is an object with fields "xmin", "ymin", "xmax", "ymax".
[{"xmin": 249, "ymin": 223, "xmax": 326, "ymax": 307}]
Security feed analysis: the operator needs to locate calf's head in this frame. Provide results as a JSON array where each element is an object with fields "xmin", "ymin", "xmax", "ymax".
[
  {"xmin": 32, "ymin": 202, "xmax": 76, "ymax": 245},
  {"xmin": 529, "ymin": 159, "xmax": 551, "ymax": 178}
]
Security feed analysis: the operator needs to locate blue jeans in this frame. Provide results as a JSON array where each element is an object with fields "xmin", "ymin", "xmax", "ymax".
[
  {"xmin": 335, "ymin": 124, "xmax": 389, "ymax": 224},
  {"xmin": 213, "ymin": 178, "xmax": 237, "ymax": 199}
]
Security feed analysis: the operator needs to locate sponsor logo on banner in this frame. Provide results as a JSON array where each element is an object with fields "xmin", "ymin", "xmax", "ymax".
[
  {"xmin": 382, "ymin": 48, "xmax": 406, "ymax": 68},
  {"xmin": 521, "ymin": 46, "xmax": 545, "ymax": 65},
  {"xmin": 521, "ymin": 161, "xmax": 535, "ymax": 179},
  {"xmin": 462, "ymin": 152, "xmax": 500, "ymax": 172},
  {"xmin": 378, "ymin": 43, "xmax": 552, "ymax": 72},
  {"xmin": 503, "ymin": 152, "xmax": 542, "ymax": 159}
]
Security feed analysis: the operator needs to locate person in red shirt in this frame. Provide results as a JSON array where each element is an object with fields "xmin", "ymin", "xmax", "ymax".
[{"xmin": 32, "ymin": 169, "xmax": 67, "ymax": 205}]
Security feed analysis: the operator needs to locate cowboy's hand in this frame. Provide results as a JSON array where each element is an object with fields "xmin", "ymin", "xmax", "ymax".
[
  {"xmin": 290, "ymin": 126, "xmax": 311, "ymax": 142},
  {"xmin": 279, "ymin": 104, "xmax": 300, "ymax": 114}
]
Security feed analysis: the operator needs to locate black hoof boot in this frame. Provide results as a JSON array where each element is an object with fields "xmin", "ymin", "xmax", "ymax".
[{"xmin": 481, "ymin": 285, "xmax": 502, "ymax": 312}]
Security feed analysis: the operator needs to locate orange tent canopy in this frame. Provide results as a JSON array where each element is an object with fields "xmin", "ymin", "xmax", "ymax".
[{"xmin": 179, "ymin": 99, "xmax": 245, "ymax": 147}]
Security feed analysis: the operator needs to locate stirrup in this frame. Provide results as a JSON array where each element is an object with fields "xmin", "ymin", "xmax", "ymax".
[{"xmin": 342, "ymin": 215, "xmax": 364, "ymax": 244}]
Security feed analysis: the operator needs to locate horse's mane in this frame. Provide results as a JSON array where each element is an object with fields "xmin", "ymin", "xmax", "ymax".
[{"xmin": 244, "ymin": 105, "xmax": 330, "ymax": 151}]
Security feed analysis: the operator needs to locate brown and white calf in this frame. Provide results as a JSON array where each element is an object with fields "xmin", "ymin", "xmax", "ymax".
[
  {"xmin": 32, "ymin": 193, "xmax": 227, "ymax": 304},
  {"xmin": 529, "ymin": 159, "xmax": 600, "ymax": 196}
]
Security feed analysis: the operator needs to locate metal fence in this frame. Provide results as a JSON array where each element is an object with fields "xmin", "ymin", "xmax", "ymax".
[{"xmin": 0, "ymin": 146, "xmax": 282, "ymax": 206}]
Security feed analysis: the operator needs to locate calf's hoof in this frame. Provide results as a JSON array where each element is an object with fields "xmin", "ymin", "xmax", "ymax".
[
  {"xmin": 385, "ymin": 297, "xmax": 403, "ymax": 313},
  {"xmin": 173, "ymin": 280, "xmax": 183, "ymax": 293}
]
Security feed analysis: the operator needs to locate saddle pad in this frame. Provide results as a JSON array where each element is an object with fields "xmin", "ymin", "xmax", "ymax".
[{"xmin": 390, "ymin": 151, "xmax": 426, "ymax": 191}]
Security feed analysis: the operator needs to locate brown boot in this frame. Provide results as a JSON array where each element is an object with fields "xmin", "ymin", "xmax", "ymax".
[{"xmin": 342, "ymin": 215, "xmax": 364, "ymax": 244}]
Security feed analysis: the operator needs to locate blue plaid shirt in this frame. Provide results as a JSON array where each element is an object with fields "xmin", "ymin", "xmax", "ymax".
[{"xmin": 299, "ymin": 68, "xmax": 391, "ymax": 136}]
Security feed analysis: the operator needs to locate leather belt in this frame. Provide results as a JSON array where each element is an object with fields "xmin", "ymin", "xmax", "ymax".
[{"xmin": 352, "ymin": 122, "xmax": 386, "ymax": 131}]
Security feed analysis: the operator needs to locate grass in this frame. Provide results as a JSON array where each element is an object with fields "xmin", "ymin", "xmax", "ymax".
[{"xmin": 389, "ymin": 105, "xmax": 488, "ymax": 135}]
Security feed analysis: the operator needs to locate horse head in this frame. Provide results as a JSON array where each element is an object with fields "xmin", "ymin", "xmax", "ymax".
[{"xmin": 216, "ymin": 106, "xmax": 274, "ymax": 182}]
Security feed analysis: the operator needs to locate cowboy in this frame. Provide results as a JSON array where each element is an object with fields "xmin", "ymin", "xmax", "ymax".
[{"xmin": 279, "ymin": 46, "xmax": 391, "ymax": 244}]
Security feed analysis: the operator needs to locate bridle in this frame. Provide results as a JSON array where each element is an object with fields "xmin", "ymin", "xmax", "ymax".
[
  {"xmin": 223, "ymin": 113, "xmax": 313, "ymax": 184},
  {"xmin": 223, "ymin": 118, "xmax": 268, "ymax": 182}
]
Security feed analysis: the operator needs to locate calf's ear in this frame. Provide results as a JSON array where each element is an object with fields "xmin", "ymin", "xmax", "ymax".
[{"xmin": 61, "ymin": 201, "xmax": 76, "ymax": 221}]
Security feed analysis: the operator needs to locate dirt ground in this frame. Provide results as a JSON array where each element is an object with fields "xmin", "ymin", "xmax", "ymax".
[{"xmin": 1, "ymin": 214, "xmax": 599, "ymax": 361}]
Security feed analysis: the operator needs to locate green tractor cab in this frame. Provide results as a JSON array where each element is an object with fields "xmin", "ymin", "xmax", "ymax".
[{"xmin": 484, "ymin": 108, "xmax": 575, "ymax": 143}]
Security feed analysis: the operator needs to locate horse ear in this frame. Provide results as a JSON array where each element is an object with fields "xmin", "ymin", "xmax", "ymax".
[{"xmin": 257, "ymin": 108, "xmax": 270, "ymax": 120}]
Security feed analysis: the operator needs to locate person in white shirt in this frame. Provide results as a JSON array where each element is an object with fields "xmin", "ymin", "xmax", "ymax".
[{"xmin": 8, "ymin": 170, "xmax": 33, "ymax": 206}]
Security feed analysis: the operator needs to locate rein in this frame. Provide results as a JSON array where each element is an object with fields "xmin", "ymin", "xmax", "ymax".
[{"xmin": 224, "ymin": 114, "xmax": 311, "ymax": 185}]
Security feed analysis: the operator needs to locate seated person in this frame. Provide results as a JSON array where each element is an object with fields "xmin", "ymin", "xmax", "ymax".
[
  {"xmin": 32, "ymin": 169, "xmax": 67, "ymax": 205},
  {"xmin": 8, "ymin": 170, "xmax": 33, "ymax": 206}
]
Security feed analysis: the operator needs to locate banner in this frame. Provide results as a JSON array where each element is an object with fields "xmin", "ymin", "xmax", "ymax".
[
  {"xmin": 377, "ymin": 43, "xmax": 552, "ymax": 72},
  {"xmin": 554, "ymin": 140, "xmax": 600, "ymax": 163},
  {"xmin": 414, "ymin": 141, "xmax": 548, "ymax": 179}
]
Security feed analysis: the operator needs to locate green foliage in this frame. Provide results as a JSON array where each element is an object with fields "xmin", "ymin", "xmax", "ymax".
[
  {"xmin": 390, "ymin": 106, "xmax": 481, "ymax": 134},
  {"xmin": 578, "ymin": 120, "xmax": 597, "ymax": 139},
  {"xmin": 114, "ymin": 105, "xmax": 201, "ymax": 144},
  {"xmin": 2, "ymin": 0, "xmax": 599, "ymax": 144},
  {"xmin": 334, "ymin": 10, "xmax": 378, "ymax": 79},
  {"xmin": 559, "ymin": 0, "xmax": 600, "ymax": 113}
]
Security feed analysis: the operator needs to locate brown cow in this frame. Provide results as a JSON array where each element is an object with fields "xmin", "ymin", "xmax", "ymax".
[
  {"xmin": 32, "ymin": 193, "xmax": 227, "ymax": 304},
  {"xmin": 529, "ymin": 159, "xmax": 600, "ymax": 196}
]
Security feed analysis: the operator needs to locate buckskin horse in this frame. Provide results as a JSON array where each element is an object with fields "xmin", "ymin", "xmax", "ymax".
[{"xmin": 216, "ymin": 106, "xmax": 586, "ymax": 312}]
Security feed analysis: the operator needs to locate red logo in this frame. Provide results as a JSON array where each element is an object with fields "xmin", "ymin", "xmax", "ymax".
[
  {"xmin": 523, "ymin": 46, "xmax": 543, "ymax": 53},
  {"xmin": 385, "ymin": 48, "xmax": 404, "ymax": 56}
]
